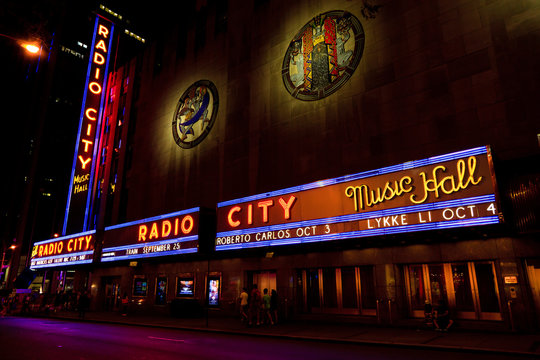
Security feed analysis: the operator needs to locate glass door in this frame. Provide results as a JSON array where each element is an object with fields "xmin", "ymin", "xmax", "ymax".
[
  {"xmin": 406, "ymin": 264, "xmax": 428, "ymax": 317},
  {"xmin": 298, "ymin": 267, "xmax": 376, "ymax": 315},
  {"xmin": 307, "ymin": 269, "xmax": 321, "ymax": 313},
  {"xmin": 471, "ymin": 262, "xmax": 502, "ymax": 320},
  {"xmin": 428, "ymin": 264, "xmax": 447, "ymax": 306},
  {"xmin": 406, "ymin": 262, "xmax": 502, "ymax": 321},
  {"xmin": 339, "ymin": 267, "xmax": 358, "ymax": 314},
  {"xmin": 449, "ymin": 263, "xmax": 476, "ymax": 319},
  {"xmin": 102, "ymin": 276, "xmax": 121, "ymax": 311},
  {"xmin": 322, "ymin": 268, "xmax": 338, "ymax": 313},
  {"xmin": 359, "ymin": 266, "xmax": 377, "ymax": 315}
]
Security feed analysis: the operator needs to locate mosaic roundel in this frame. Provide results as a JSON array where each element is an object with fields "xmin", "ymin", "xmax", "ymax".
[
  {"xmin": 172, "ymin": 80, "xmax": 219, "ymax": 149},
  {"xmin": 282, "ymin": 10, "xmax": 365, "ymax": 101}
]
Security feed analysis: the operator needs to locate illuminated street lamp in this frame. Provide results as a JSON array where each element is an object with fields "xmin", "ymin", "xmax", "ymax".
[
  {"xmin": 23, "ymin": 43, "xmax": 40, "ymax": 53},
  {"xmin": 0, "ymin": 33, "xmax": 42, "ymax": 55},
  {"xmin": 0, "ymin": 244, "xmax": 17, "ymax": 288}
]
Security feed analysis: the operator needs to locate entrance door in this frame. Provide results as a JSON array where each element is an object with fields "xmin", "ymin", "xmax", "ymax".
[
  {"xmin": 406, "ymin": 264, "xmax": 427, "ymax": 317},
  {"xmin": 102, "ymin": 276, "xmax": 121, "ymax": 311},
  {"xmin": 470, "ymin": 262, "xmax": 502, "ymax": 320},
  {"xmin": 405, "ymin": 262, "xmax": 502, "ymax": 321},
  {"xmin": 405, "ymin": 264, "xmax": 449, "ymax": 318},
  {"xmin": 297, "ymin": 267, "xmax": 376, "ymax": 315},
  {"xmin": 448, "ymin": 263, "xmax": 476, "ymax": 319},
  {"xmin": 250, "ymin": 271, "xmax": 276, "ymax": 294}
]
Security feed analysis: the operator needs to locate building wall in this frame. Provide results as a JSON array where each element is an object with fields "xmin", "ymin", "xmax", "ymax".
[
  {"xmin": 121, "ymin": 0, "xmax": 540, "ymax": 222},
  {"xmin": 80, "ymin": 0, "xmax": 540, "ymax": 331}
]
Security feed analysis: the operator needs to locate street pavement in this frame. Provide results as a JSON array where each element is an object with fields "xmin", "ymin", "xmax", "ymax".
[{"xmin": 24, "ymin": 309, "xmax": 540, "ymax": 358}]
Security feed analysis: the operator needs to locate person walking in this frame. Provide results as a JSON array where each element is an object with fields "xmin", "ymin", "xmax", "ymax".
[
  {"xmin": 0, "ymin": 297, "xmax": 6, "ymax": 317},
  {"xmin": 424, "ymin": 300, "xmax": 433, "ymax": 328},
  {"xmin": 270, "ymin": 289, "xmax": 278, "ymax": 324},
  {"xmin": 238, "ymin": 287, "xmax": 249, "ymax": 323},
  {"xmin": 248, "ymin": 284, "xmax": 261, "ymax": 326},
  {"xmin": 262, "ymin": 288, "xmax": 273, "ymax": 325},
  {"xmin": 121, "ymin": 293, "xmax": 129, "ymax": 316},
  {"xmin": 20, "ymin": 295, "xmax": 31, "ymax": 314}
]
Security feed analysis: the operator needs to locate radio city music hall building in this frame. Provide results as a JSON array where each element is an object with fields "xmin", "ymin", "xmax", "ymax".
[{"xmin": 28, "ymin": 1, "xmax": 540, "ymax": 331}]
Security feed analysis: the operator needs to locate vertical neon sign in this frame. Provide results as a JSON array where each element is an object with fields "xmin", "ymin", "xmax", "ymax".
[{"xmin": 63, "ymin": 16, "xmax": 114, "ymax": 234}]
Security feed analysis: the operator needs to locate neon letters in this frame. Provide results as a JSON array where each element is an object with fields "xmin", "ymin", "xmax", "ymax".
[
  {"xmin": 138, "ymin": 215, "xmax": 195, "ymax": 242},
  {"xmin": 64, "ymin": 16, "xmax": 114, "ymax": 234},
  {"xmin": 76, "ymin": 23, "xmax": 110, "ymax": 177},
  {"xmin": 227, "ymin": 196, "xmax": 296, "ymax": 228},
  {"xmin": 345, "ymin": 156, "xmax": 483, "ymax": 211},
  {"xmin": 35, "ymin": 235, "xmax": 94, "ymax": 258}
]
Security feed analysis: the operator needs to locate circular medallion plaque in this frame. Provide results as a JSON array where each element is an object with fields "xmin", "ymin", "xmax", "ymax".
[
  {"xmin": 282, "ymin": 10, "xmax": 365, "ymax": 101},
  {"xmin": 172, "ymin": 80, "xmax": 219, "ymax": 148}
]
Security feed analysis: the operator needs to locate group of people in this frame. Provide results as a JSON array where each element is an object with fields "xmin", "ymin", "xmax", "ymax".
[
  {"xmin": 425, "ymin": 299, "xmax": 454, "ymax": 331},
  {"xmin": 1, "ymin": 293, "xmax": 36, "ymax": 316},
  {"xmin": 239, "ymin": 285, "xmax": 278, "ymax": 326},
  {"xmin": 0, "ymin": 290, "xmax": 91, "ymax": 318},
  {"xmin": 0, "ymin": 295, "xmax": 16, "ymax": 316}
]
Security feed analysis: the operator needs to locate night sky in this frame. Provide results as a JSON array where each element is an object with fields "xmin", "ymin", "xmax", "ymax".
[{"xmin": 0, "ymin": 0, "xmax": 165, "ymax": 244}]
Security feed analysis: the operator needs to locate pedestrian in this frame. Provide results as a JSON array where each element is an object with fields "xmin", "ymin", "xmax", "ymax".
[
  {"xmin": 262, "ymin": 288, "xmax": 273, "ymax": 325},
  {"xmin": 78, "ymin": 291, "xmax": 90, "ymax": 319},
  {"xmin": 238, "ymin": 287, "xmax": 249, "ymax": 323},
  {"xmin": 424, "ymin": 300, "xmax": 433, "ymax": 327},
  {"xmin": 8, "ymin": 295, "xmax": 17, "ymax": 315},
  {"xmin": 248, "ymin": 284, "xmax": 261, "ymax": 326},
  {"xmin": 40, "ymin": 294, "xmax": 50, "ymax": 314},
  {"xmin": 270, "ymin": 289, "xmax": 278, "ymax": 324},
  {"xmin": 121, "ymin": 293, "xmax": 129, "ymax": 316},
  {"xmin": 20, "ymin": 295, "xmax": 30, "ymax": 314},
  {"xmin": 0, "ymin": 297, "xmax": 6, "ymax": 317},
  {"xmin": 54, "ymin": 291, "xmax": 63, "ymax": 312},
  {"xmin": 433, "ymin": 299, "xmax": 453, "ymax": 331}
]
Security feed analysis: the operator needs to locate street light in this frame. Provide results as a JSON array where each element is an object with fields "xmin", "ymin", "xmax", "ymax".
[
  {"xmin": 1, "ymin": 244, "xmax": 17, "ymax": 288},
  {"xmin": 23, "ymin": 43, "xmax": 40, "ymax": 54},
  {"xmin": 0, "ymin": 33, "xmax": 42, "ymax": 55}
]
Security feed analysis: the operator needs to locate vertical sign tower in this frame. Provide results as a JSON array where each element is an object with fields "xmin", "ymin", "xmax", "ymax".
[{"xmin": 63, "ymin": 15, "xmax": 115, "ymax": 234}]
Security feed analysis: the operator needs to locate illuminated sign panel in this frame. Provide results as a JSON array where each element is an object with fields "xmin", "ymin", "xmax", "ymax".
[
  {"xmin": 101, "ymin": 208, "xmax": 200, "ymax": 262},
  {"xmin": 64, "ymin": 16, "xmax": 115, "ymax": 234},
  {"xmin": 216, "ymin": 146, "xmax": 501, "ymax": 250},
  {"xmin": 30, "ymin": 231, "xmax": 96, "ymax": 269}
]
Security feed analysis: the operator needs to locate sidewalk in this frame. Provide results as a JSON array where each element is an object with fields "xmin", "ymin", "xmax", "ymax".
[{"xmin": 34, "ymin": 310, "xmax": 540, "ymax": 357}]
